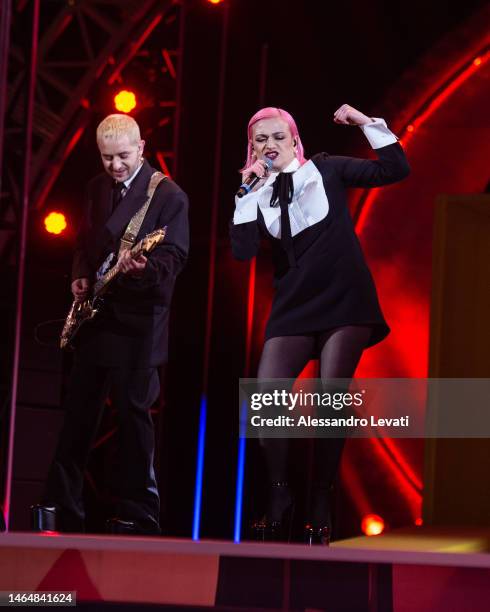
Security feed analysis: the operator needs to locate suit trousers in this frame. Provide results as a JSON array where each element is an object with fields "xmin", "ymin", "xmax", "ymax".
[{"xmin": 43, "ymin": 356, "xmax": 161, "ymax": 533}]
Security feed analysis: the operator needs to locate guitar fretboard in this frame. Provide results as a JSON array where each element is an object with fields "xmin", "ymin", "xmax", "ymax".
[{"xmin": 93, "ymin": 243, "xmax": 142, "ymax": 296}]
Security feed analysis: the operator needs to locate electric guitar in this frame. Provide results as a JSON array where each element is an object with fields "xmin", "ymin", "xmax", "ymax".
[{"xmin": 60, "ymin": 227, "xmax": 166, "ymax": 350}]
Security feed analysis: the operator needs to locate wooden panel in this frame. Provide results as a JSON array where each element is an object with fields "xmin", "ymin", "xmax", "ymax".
[{"xmin": 424, "ymin": 195, "xmax": 490, "ymax": 526}]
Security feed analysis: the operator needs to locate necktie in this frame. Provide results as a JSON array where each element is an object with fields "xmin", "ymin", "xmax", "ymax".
[
  {"xmin": 112, "ymin": 181, "xmax": 127, "ymax": 211},
  {"xmin": 270, "ymin": 172, "xmax": 296, "ymax": 267}
]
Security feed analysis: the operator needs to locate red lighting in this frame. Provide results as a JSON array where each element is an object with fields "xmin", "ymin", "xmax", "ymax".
[
  {"xmin": 44, "ymin": 212, "xmax": 67, "ymax": 235},
  {"xmin": 361, "ymin": 514, "xmax": 385, "ymax": 536},
  {"xmin": 356, "ymin": 48, "xmax": 489, "ymax": 235},
  {"xmin": 156, "ymin": 151, "xmax": 172, "ymax": 179},
  {"xmin": 114, "ymin": 90, "xmax": 137, "ymax": 113},
  {"xmin": 415, "ymin": 517, "xmax": 423, "ymax": 526},
  {"xmin": 207, "ymin": 0, "xmax": 224, "ymax": 4}
]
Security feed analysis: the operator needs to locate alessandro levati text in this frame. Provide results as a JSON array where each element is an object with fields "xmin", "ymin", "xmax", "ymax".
[{"xmin": 250, "ymin": 415, "xmax": 411, "ymax": 428}]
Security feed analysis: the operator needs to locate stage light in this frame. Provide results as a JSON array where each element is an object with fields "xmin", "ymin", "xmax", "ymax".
[
  {"xmin": 192, "ymin": 394, "xmax": 207, "ymax": 541},
  {"xmin": 406, "ymin": 124, "xmax": 414, "ymax": 132},
  {"xmin": 361, "ymin": 513, "xmax": 385, "ymax": 536},
  {"xmin": 114, "ymin": 90, "xmax": 137, "ymax": 113},
  {"xmin": 207, "ymin": 0, "xmax": 224, "ymax": 4},
  {"xmin": 44, "ymin": 212, "xmax": 67, "ymax": 235},
  {"xmin": 473, "ymin": 57, "xmax": 482, "ymax": 66},
  {"xmin": 415, "ymin": 517, "xmax": 423, "ymax": 526}
]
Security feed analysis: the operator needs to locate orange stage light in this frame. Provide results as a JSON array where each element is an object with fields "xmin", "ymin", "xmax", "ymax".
[
  {"xmin": 361, "ymin": 513, "xmax": 385, "ymax": 536},
  {"xmin": 44, "ymin": 212, "xmax": 67, "ymax": 235},
  {"xmin": 114, "ymin": 90, "xmax": 137, "ymax": 113},
  {"xmin": 207, "ymin": 0, "xmax": 223, "ymax": 4}
]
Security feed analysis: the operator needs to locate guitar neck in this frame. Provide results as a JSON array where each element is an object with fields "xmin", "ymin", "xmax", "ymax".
[{"xmin": 93, "ymin": 243, "xmax": 142, "ymax": 296}]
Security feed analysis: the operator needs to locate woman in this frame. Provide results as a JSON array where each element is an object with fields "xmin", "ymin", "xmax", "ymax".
[{"xmin": 230, "ymin": 104, "xmax": 410, "ymax": 544}]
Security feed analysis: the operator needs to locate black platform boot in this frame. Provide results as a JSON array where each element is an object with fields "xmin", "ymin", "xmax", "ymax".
[
  {"xmin": 252, "ymin": 481, "xmax": 295, "ymax": 542},
  {"xmin": 304, "ymin": 485, "xmax": 332, "ymax": 546}
]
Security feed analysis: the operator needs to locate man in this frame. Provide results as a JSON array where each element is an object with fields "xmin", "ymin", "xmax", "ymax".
[{"xmin": 33, "ymin": 114, "xmax": 189, "ymax": 535}]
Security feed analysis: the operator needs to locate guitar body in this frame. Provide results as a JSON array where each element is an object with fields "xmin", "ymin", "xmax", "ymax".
[
  {"xmin": 60, "ymin": 297, "xmax": 102, "ymax": 349},
  {"xmin": 60, "ymin": 228, "xmax": 166, "ymax": 350}
]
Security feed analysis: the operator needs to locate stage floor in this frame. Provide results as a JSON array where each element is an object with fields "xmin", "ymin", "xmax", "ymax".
[{"xmin": 1, "ymin": 527, "xmax": 489, "ymax": 611}]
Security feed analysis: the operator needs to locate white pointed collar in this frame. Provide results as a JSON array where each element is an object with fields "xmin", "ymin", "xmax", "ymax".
[{"xmin": 233, "ymin": 157, "xmax": 329, "ymax": 239}]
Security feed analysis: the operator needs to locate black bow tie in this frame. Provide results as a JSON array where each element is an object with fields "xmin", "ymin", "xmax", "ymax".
[{"xmin": 270, "ymin": 172, "xmax": 297, "ymax": 267}]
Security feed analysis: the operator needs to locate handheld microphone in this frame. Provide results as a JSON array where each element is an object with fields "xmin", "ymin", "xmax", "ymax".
[{"xmin": 236, "ymin": 158, "xmax": 273, "ymax": 198}]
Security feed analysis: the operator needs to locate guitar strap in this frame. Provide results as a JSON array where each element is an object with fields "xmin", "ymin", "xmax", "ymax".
[{"xmin": 118, "ymin": 171, "xmax": 167, "ymax": 257}]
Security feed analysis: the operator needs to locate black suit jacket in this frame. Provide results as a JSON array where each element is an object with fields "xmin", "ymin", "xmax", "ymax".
[{"xmin": 72, "ymin": 160, "xmax": 189, "ymax": 367}]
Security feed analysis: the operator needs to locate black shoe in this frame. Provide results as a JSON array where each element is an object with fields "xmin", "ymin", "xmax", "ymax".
[
  {"xmin": 30, "ymin": 504, "xmax": 57, "ymax": 532},
  {"xmin": 105, "ymin": 518, "xmax": 138, "ymax": 535},
  {"xmin": 105, "ymin": 517, "xmax": 161, "ymax": 536},
  {"xmin": 251, "ymin": 482, "xmax": 294, "ymax": 542},
  {"xmin": 304, "ymin": 524, "xmax": 331, "ymax": 546}
]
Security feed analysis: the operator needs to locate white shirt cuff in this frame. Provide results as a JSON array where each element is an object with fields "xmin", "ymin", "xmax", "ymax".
[
  {"xmin": 233, "ymin": 192, "xmax": 258, "ymax": 224},
  {"xmin": 359, "ymin": 117, "xmax": 398, "ymax": 149}
]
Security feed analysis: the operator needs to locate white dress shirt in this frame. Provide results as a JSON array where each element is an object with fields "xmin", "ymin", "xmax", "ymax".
[
  {"xmin": 117, "ymin": 161, "xmax": 144, "ymax": 196},
  {"xmin": 233, "ymin": 118, "xmax": 398, "ymax": 239}
]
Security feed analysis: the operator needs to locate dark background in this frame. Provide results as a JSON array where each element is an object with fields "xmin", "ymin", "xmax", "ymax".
[{"xmin": 1, "ymin": 0, "xmax": 487, "ymax": 538}]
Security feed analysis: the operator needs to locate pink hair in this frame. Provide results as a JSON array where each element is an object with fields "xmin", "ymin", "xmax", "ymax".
[{"xmin": 241, "ymin": 107, "xmax": 307, "ymax": 171}]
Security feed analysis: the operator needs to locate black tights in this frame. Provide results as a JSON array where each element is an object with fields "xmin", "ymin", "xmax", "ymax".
[{"xmin": 257, "ymin": 326, "xmax": 372, "ymax": 522}]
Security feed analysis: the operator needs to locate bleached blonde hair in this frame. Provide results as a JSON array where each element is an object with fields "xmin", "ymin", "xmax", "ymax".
[{"xmin": 96, "ymin": 114, "xmax": 141, "ymax": 145}]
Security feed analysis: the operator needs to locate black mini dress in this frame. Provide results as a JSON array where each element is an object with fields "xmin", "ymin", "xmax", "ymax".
[{"xmin": 230, "ymin": 139, "xmax": 410, "ymax": 348}]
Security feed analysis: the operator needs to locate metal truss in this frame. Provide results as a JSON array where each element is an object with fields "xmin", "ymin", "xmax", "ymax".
[{"xmin": 0, "ymin": 0, "xmax": 182, "ymax": 263}]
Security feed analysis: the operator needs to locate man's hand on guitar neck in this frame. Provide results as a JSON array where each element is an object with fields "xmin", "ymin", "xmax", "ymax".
[
  {"xmin": 71, "ymin": 277, "xmax": 90, "ymax": 302},
  {"xmin": 118, "ymin": 249, "xmax": 147, "ymax": 278}
]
